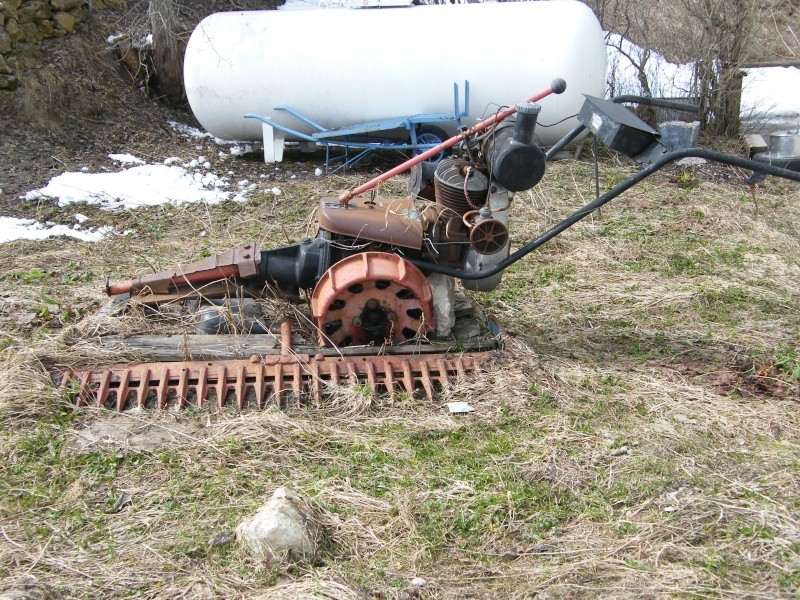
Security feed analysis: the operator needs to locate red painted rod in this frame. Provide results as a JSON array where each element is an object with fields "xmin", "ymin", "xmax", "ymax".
[{"xmin": 338, "ymin": 78, "xmax": 567, "ymax": 204}]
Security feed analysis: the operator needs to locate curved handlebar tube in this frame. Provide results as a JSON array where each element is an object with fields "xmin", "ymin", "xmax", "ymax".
[{"xmin": 410, "ymin": 147, "xmax": 800, "ymax": 280}]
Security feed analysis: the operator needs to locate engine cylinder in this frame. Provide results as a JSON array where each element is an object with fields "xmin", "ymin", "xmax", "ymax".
[{"xmin": 434, "ymin": 158, "xmax": 489, "ymax": 216}]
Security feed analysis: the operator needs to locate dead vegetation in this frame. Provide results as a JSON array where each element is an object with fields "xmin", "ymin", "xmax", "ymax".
[
  {"xmin": 1, "ymin": 137, "xmax": 799, "ymax": 598},
  {"xmin": 0, "ymin": 2, "xmax": 799, "ymax": 598}
]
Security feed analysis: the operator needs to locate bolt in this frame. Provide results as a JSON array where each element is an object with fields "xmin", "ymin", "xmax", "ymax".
[
  {"xmin": 365, "ymin": 299, "xmax": 378, "ymax": 310},
  {"xmin": 386, "ymin": 311, "xmax": 396, "ymax": 321},
  {"xmin": 353, "ymin": 316, "xmax": 363, "ymax": 327},
  {"xmin": 300, "ymin": 237, "xmax": 313, "ymax": 245}
]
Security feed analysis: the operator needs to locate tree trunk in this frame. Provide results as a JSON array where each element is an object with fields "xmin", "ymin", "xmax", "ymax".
[{"xmin": 148, "ymin": 0, "xmax": 185, "ymax": 106}]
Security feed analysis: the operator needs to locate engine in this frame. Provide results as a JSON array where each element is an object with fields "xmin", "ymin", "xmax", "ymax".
[{"xmin": 108, "ymin": 102, "xmax": 547, "ymax": 349}]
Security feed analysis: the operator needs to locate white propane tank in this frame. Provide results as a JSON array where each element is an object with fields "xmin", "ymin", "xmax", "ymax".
[{"xmin": 184, "ymin": 1, "xmax": 606, "ymax": 149}]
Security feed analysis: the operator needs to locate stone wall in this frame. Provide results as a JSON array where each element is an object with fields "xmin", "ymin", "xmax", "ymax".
[{"xmin": 0, "ymin": 0, "xmax": 126, "ymax": 98}]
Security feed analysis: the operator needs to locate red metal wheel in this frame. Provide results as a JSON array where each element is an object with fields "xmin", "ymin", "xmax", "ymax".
[{"xmin": 311, "ymin": 252, "xmax": 435, "ymax": 348}]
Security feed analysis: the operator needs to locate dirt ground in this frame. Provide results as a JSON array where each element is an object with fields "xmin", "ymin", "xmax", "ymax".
[{"xmin": 0, "ymin": 0, "xmax": 284, "ymax": 214}]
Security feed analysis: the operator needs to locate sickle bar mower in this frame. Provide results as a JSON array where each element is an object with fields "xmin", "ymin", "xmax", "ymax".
[
  {"xmin": 58, "ymin": 80, "xmax": 800, "ymax": 410},
  {"xmin": 60, "ymin": 350, "xmax": 488, "ymax": 411}
]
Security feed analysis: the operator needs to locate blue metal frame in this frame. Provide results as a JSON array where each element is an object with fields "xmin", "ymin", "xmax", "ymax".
[{"xmin": 244, "ymin": 81, "xmax": 470, "ymax": 173}]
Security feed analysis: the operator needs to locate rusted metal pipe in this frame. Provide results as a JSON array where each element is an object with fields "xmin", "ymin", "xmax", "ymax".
[
  {"xmin": 280, "ymin": 321, "xmax": 293, "ymax": 356},
  {"xmin": 106, "ymin": 244, "xmax": 261, "ymax": 297},
  {"xmin": 106, "ymin": 265, "xmax": 242, "ymax": 296},
  {"xmin": 337, "ymin": 78, "xmax": 567, "ymax": 205}
]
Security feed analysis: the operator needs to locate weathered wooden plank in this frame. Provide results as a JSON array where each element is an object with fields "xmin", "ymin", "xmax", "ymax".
[
  {"xmin": 91, "ymin": 329, "xmax": 499, "ymax": 362},
  {"xmin": 740, "ymin": 61, "xmax": 800, "ymax": 68},
  {"xmin": 743, "ymin": 133, "xmax": 768, "ymax": 158}
]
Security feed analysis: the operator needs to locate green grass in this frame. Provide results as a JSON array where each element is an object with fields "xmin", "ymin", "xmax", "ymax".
[{"xmin": 2, "ymin": 152, "xmax": 800, "ymax": 599}]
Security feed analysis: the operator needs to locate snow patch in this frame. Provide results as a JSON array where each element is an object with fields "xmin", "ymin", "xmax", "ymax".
[
  {"xmin": 109, "ymin": 153, "xmax": 145, "ymax": 165},
  {"xmin": 23, "ymin": 164, "xmax": 234, "ymax": 210},
  {"xmin": 0, "ymin": 217, "xmax": 113, "ymax": 243}
]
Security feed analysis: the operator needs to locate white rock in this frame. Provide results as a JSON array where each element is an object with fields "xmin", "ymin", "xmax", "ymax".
[
  {"xmin": 236, "ymin": 487, "xmax": 320, "ymax": 563},
  {"xmin": 676, "ymin": 157, "xmax": 706, "ymax": 167},
  {"xmin": 427, "ymin": 273, "xmax": 455, "ymax": 338},
  {"xmin": 411, "ymin": 578, "xmax": 427, "ymax": 587},
  {"xmin": 271, "ymin": 187, "xmax": 282, "ymax": 196},
  {"xmin": 314, "ymin": 168, "xmax": 323, "ymax": 177},
  {"xmin": 674, "ymin": 414, "xmax": 697, "ymax": 424}
]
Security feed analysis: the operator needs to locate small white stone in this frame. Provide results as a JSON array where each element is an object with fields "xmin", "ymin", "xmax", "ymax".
[
  {"xmin": 411, "ymin": 578, "xmax": 427, "ymax": 587},
  {"xmin": 271, "ymin": 187, "xmax": 282, "ymax": 196},
  {"xmin": 676, "ymin": 157, "xmax": 706, "ymax": 167},
  {"xmin": 236, "ymin": 487, "xmax": 320, "ymax": 563},
  {"xmin": 314, "ymin": 168, "xmax": 323, "ymax": 177}
]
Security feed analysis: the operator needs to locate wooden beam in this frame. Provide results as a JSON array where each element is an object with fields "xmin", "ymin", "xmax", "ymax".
[
  {"xmin": 741, "ymin": 61, "xmax": 800, "ymax": 69},
  {"xmin": 743, "ymin": 133, "xmax": 768, "ymax": 158},
  {"xmin": 73, "ymin": 327, "xmax": 499, "ymax": 363}
]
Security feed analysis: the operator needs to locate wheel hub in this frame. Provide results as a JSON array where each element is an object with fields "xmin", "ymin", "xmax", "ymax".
[{"xmin": 311, "ymin": 252, "xmax": 435, "ymax": 348}]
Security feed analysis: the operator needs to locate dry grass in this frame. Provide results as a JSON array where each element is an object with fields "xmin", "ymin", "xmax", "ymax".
[{"xmin": 1, "ymin": 137, "xmax": 799, "ymax": 599}]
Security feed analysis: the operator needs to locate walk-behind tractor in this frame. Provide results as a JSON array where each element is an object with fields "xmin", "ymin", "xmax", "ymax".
[{"xmin": 57, "ymin": 80, "xmax": 800, "ymax": 410}]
